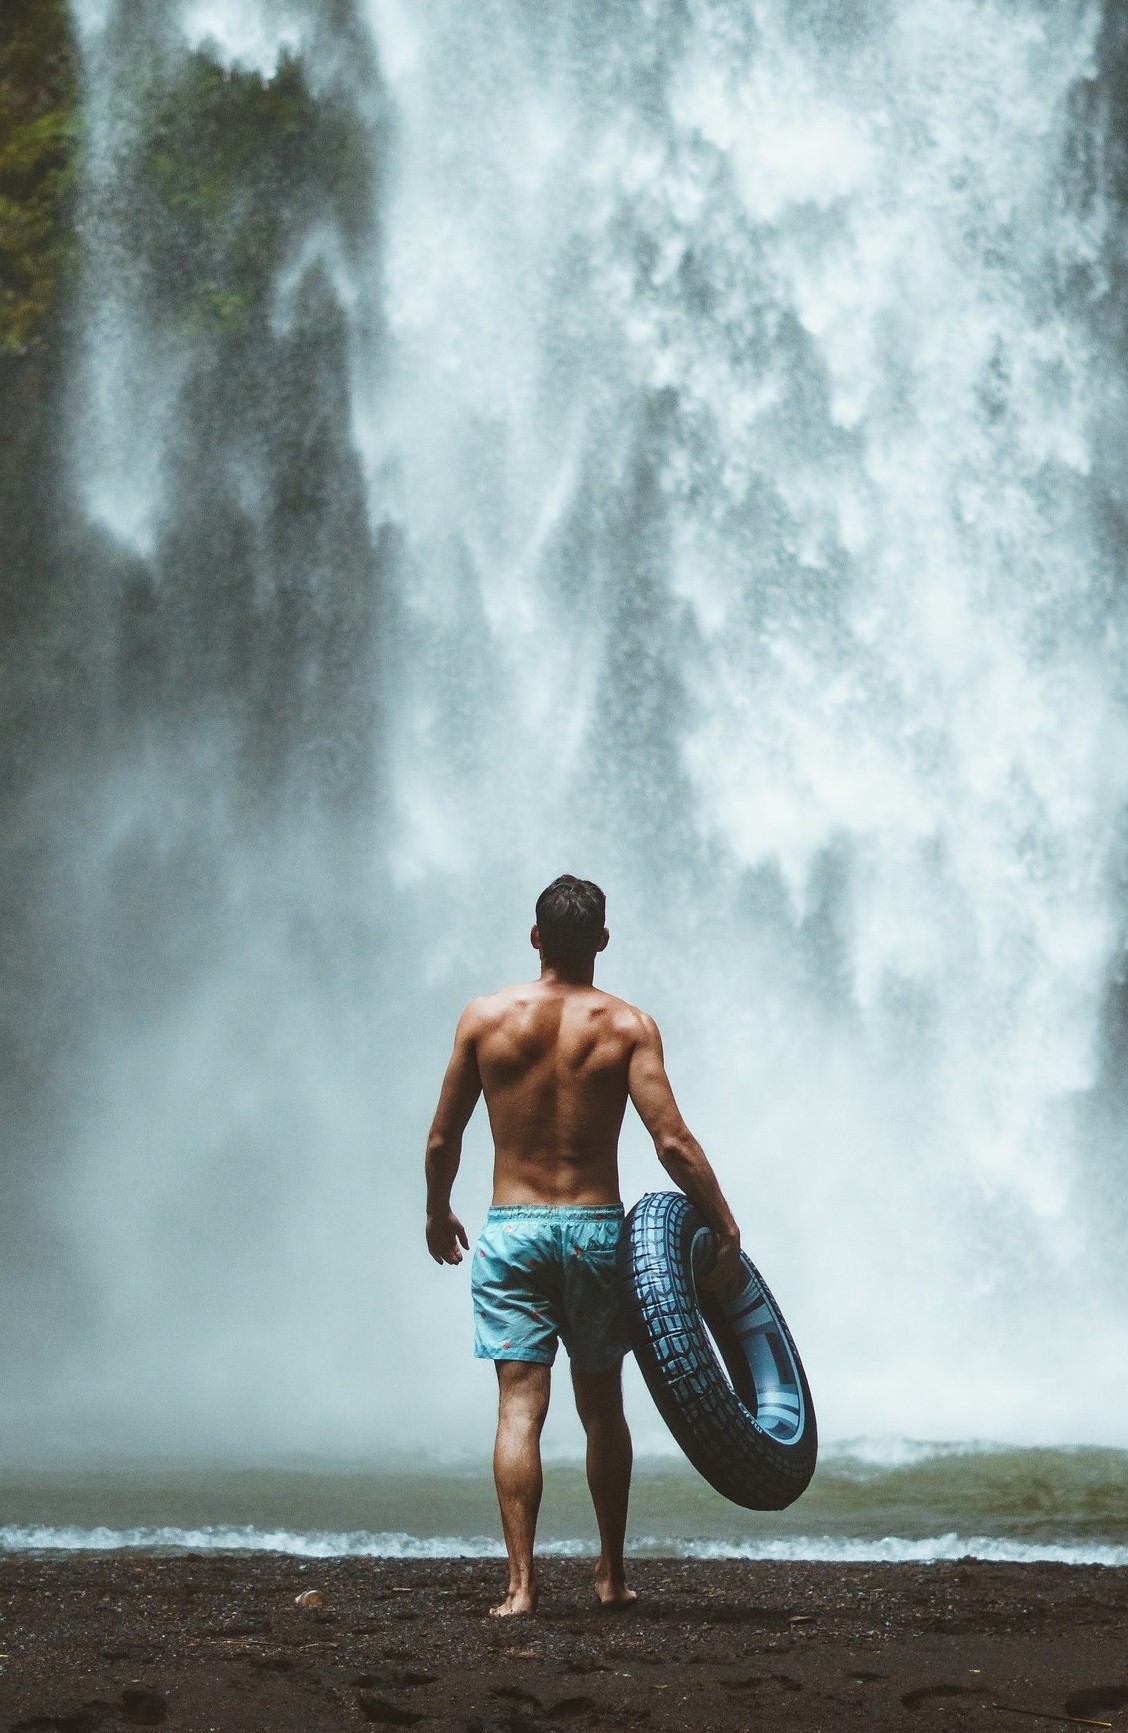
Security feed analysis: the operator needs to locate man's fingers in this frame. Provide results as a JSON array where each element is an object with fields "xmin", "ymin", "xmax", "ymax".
[
  {"xmin": 427, "ymin": 1213, "xmax": 469, "ymax": 1267},
  {"xmin": 699, "ymin": 1241, "xmax": 743, "ymax": 1297}
]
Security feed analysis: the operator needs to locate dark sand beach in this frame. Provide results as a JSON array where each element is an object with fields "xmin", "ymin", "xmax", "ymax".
[{"xmin": 1, "ymin": 1555, "xmax": 1126, "ymax": 1733}]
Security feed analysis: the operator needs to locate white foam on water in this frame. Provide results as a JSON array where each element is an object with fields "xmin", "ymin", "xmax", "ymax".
[
  {"xmin": 0, "ymin": 1526, "xmax": 508, "ymax": 1559},
  {"xmin": 662, "ymin": 1535, "xmax": 1128, "ymax": 1567},
  {"xmin": 1, "ymin": 1527, "xmax": 1124, "ymax": 1566},
  {"xmin": 815, "ymin": 1437, "xmax": 1016, "ymax": 1471}
]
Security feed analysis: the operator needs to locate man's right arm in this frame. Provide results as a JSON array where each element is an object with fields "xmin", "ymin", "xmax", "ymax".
[
  {"xmin": 424, "ymin": 1003, "xmax": 483, "ymax": 1266},
  {"xmin": 626, "ymin": 1013, "xmax": 743, "ymax": 1292}
]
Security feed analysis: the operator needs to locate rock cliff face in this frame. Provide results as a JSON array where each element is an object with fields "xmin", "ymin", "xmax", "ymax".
[
  {"xmin": 0, "ymin": 0, "xmax": 77, "ymax": 713},
  {"xmin": 0, "ymin": 0, "xmax": 76, "ymax": 356},
  {"xmin": 0, "ymin": 0, "xmax": 81, "ymax": 1377},
  {"xmin": 0, "ymin": 5, "xmax": 390, "ymax": 1405},
  {"xmin": 2, "ymin": 2, "xmax": 385, "ymax": 768}
]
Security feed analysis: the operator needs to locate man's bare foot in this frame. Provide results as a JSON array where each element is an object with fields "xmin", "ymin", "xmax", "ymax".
[
  {"xmin": 595, "ymin": 1572, "xmax": 637, "ymax": 1610},
  {"xmin": 490, "ymin": 1586, "xmax": 538, "ymax": 1618}
]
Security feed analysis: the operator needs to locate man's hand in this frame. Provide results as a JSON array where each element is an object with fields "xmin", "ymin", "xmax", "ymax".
[
  {"xmin": 697, "ymin": 1230, "xmax": 744, "ymax": 1300},
  {"xmin": 427, "ymin": 1209, "xmax": 470, "ymax": 1266}
]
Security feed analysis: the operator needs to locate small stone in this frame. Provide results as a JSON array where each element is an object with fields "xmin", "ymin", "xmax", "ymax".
[{"xmin": 294, "ymin": 1589, "xmax": 328, "ymax": 1609}]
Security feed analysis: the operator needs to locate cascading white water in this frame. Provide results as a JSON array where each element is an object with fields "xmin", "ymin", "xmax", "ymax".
[{"xmin": 32, "ymin": 0, "xmax": 1127, "ymax": 1463}]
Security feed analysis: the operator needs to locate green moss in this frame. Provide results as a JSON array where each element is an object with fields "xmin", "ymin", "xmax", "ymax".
[
  {"xmin": 133, "ymin": 48, "xmax": 373, "ymax": 338},
  {"xmin": 0, "ymin": 6, "xmax": 375, "ymax": 351},
  {"xmin": 0, "ymin": 0, "xmax": 78, "ymax": 353}
]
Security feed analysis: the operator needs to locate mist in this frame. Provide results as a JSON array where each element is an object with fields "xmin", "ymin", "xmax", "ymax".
[{"xmin": 3, "ymin": 0, "xmax": 1128, "ymax": 1469}]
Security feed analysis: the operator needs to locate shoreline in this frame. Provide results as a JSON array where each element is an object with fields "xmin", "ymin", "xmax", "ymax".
[
  {"xmin": 2, "ymin": 1554, "xmax": 1126, "ymax": 1731},
  {"xmin": 1, "ymin": 1447, "xmax": 1125, "ymax": 1568},
  {"xmin": 2, "ymin": 1528, "xmax": 1127, "ymax": 1567}
]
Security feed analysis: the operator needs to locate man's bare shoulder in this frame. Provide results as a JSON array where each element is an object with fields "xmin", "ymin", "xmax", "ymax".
[
  {"xmin": 588, "ymin": 988, "xmax": 657, "ymax": 1040},
  {"xmin": 462, "ymin": 982, "xmax": 657, "ymax": 1040},
  {"xmin": 566, "ymin": 987, "xmax": 663, "ymax": 1057},
  {"xmin": 457, "ymin": 982, "xmax": 536, "ymax": 1033},
  {"xmin": 466, "ymin": 981, "xmax": 534, "ymax": 1014}
]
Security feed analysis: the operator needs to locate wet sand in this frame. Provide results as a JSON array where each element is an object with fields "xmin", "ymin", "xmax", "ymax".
[{"xmin": 1, "ymin": 1554, "xmax": 1126, "ymax": 1732}]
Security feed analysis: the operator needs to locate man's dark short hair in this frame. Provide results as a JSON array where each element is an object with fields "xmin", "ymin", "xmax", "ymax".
[{"xmin": 535, "ymin": 875, "xmax": 606, "ymax": 966}]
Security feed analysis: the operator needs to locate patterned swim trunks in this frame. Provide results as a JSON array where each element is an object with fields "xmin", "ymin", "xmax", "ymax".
[{"xmin": 471, "ymin": 1205, "xmax": 630, "ymax": 1375}]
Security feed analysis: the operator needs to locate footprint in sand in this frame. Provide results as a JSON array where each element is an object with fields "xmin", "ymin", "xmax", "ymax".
[
  {"xmin": 464, "ymin": 1718, "xmax": 538, "ymax": 1733},
  {"xmin": 354, "ymin": 1695, "xmax": 424, "ymax": 1727},
  {"xmin": 1064, "ymin": 1687, "xmax": 1128, "ymax": 1718},
  {"xmin": 114, "ymin": 1690, "xmax": 168, "ymax": 1727},
  {"xmin": 353, "ymin": 1669, "xmax": 438, "ymax": 1690},
  {"xmin": 724, "ymin": 1673, "xmax": 802, "ymax": 1694},
  {"xmin": 9, "ymin": 1687, "xmax": 168, "ymax": 1732}
]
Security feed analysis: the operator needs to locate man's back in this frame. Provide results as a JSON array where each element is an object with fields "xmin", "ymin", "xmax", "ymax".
[
  {"xmin": 424, "ymin": 873, "xmax": 740, "ymax": 1283},
  {"xmin": 468, "ymin": 979, "xmax": 643, "ymax": 1207}
]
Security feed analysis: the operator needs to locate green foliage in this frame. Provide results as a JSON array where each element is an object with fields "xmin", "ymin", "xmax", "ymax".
[
  {"xmin": 0, "ymin": 0, "xmax": 78, "ymax": 353},
  {"xmin": 0, "ymin": 5, "xmax": 375, "ymax": 351},
  {"xmin": 133, "ymin": 48, "xmax": 372, "ymax": 338}
]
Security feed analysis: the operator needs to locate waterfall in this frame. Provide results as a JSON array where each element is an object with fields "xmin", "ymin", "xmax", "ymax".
[{"xmin": 8, "ymin": 0, "xmax": 1124, "ymax": 1459}]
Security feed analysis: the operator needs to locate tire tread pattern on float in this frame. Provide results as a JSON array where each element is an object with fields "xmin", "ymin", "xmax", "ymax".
[{"xmin": 619, "ymin": 1191, "xmax": 817, "ymax": 1511}]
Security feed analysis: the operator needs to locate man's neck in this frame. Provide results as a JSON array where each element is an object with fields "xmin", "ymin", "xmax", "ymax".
[{"xmin": 539, "ymin": 959, "xmax": 596, "ymax": 988}]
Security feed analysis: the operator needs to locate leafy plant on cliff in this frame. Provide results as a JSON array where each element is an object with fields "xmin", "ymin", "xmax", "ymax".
[
  {"xmin": 0, "ymin": 0, "xmax": 78, "ymax": 353},
  {"xmin": 133, "ymin": 46, "xmax": 373, "ymax": 338}
]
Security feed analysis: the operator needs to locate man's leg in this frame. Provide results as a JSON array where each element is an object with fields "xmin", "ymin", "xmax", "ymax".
[
  {"xmin": 492, "ymin": 1360, "xmax": 551, "ymax": 1617},
  {"xmin": 571, "ymin": 1363, "xmax": 636, "ymax": 1608}
]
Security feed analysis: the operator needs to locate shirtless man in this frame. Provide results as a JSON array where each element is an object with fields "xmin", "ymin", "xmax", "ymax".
[{"xmin": 424, "ymin": 874, "xmax": 742, "ymax": 1618}]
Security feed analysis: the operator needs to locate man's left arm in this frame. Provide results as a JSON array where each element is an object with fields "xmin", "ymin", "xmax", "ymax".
[{"xmin": 424, "ymin": 1004, "xmax": 483, "ymax": 1265}]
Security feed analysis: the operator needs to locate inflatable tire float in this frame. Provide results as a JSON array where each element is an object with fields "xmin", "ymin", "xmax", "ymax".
[{"xmin": 619, "ymin": 1191, "xmax": 817, "ymax": 1510}]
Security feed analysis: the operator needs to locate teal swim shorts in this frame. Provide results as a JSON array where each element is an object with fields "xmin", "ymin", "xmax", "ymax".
[{"xmin": 471, "ymin": 1205, "xmax": 630, "ymax": 1375}]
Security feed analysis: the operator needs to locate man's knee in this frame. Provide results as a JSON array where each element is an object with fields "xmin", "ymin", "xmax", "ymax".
[
  {"xmin": 497, "ymin": 1360, "xmax": 552, "ymax": 1428},
  {"xmin": 571, "ymin": 1362, "xmax": 627, "ymax": 1432}
]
